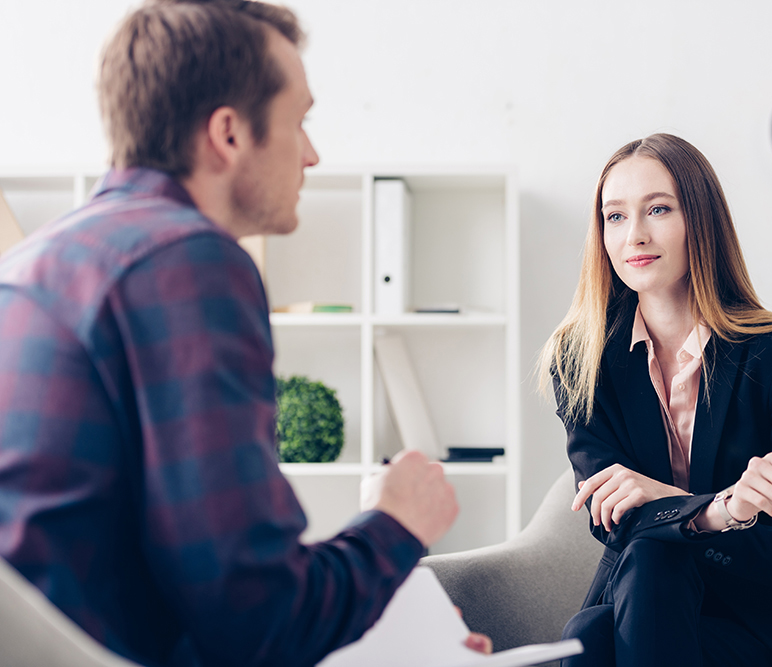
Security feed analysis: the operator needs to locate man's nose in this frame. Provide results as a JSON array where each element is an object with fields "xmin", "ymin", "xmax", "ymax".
[{"xmin": 303, "ymin": 131, "xmax": 320, "ymax": 168}]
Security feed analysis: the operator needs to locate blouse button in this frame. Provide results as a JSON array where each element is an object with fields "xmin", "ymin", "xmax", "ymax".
[
  {"xmin": 679, "ymin": 351, "xmax": 689, "ymax": 362},
  {"xmin": 678, "ymin": 383, "xmax": 686, "ymax": 392}
]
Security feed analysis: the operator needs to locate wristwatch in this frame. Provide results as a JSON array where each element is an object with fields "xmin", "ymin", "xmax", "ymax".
[{"xmin": 713, "ymin": 485, "xmax": 758, "ymax": 532}]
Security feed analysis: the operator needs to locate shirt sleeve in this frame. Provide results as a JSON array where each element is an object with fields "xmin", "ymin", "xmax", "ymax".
[{"xmin": 108, "ymin": 232, "xmax": 423, "ymax": 667}]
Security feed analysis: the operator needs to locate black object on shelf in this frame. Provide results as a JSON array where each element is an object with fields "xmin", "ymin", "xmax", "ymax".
[
  {"xmin": 413, "ymin": 306, "xmax": 461, "ymax": 314},
  {"xmin": 441, "ymin": 447, "xmax": 505, "ymax": 463}
]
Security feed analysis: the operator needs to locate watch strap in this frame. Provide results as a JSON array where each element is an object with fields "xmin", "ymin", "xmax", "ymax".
[{"xmin": 714, "ymin": 485, "xmax": 758, "ymax": 532}]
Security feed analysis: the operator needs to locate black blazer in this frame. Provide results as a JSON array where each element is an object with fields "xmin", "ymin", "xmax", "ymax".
[{"xmin": 556, "ymin": 306, "xmax": 772, "ymax": 648}]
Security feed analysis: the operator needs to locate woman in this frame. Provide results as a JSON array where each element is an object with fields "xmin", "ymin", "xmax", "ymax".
[{"xmin": 541, "ymin": 134, "xmax": 772, "ymax": 666}]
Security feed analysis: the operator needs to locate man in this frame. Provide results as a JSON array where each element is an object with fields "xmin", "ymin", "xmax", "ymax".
[{"xmin": 0, "ymin": 1, "xmax": 484, "ymax": 665}]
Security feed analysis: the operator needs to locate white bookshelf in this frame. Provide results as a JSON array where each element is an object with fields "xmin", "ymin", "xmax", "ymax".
[
  {"xmin": 0, "ymin": 165, "xmax": 520, "ymax": 556},
  {"xmin": 268, "ymin": 166, "xmax": 520, "ymax": 555}
]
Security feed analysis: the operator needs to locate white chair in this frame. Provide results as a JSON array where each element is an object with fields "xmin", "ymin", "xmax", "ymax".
[{"xmin": 0, "ymin": 556, "xmax": 142, "ymax": 667}]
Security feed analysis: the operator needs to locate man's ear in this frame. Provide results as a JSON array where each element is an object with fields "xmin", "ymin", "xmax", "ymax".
[{"xmin": 204, "ymin": 106, "xmax": 252, "ymax": 168}]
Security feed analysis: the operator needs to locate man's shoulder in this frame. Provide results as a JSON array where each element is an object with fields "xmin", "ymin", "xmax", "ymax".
[
  {"xmin": 54, "ymin": 168, "xmax": 230, "ymax": 266},
  {"xmin": 0, "ymin": 168, "xmax": 252, "ymax": 337},
  {"xmin": 4, "ymin": 168, "xmax": 244, "ymax": 279}
]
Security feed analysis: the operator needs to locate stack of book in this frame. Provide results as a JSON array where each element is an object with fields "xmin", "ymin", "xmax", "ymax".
[{"xmin": 273, "ymin": 301, "xmax": 353, "ymax": 314}]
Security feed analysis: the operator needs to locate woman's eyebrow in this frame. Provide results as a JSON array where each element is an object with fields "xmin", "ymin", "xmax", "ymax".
[
  {"xmin": 601, "ymin": 192, "xmax": 676, "ymax": 210},
  {"xmin": 642, "ymin": 191, "xmax": 677, "ymax": 202}
]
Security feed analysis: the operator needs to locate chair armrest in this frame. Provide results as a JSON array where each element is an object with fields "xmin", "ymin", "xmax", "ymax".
[{"xmin": 0, "ymin": 558, "xmax": 140, "ymax": 667}]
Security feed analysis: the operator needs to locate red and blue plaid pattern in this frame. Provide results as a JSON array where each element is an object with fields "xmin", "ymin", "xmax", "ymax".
[{"xmin": 0, "ymin": 168, "xmax": 421, "ymax": 667}]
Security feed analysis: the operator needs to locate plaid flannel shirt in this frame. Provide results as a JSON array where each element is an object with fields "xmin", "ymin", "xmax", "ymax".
[{"xmin": 0, "ymin": 168, "xmax": 422, "ymax": 667}]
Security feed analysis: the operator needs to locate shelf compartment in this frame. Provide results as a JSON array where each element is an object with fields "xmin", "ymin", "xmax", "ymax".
[
  {"xmin": 272, "ymin": 325, "xmax": 362, "ymax": 464},
  {"xmin": 429, "ymin": 475, "xmax": 506, "ymax": 555},
  {"xmin": 373, "ymin": 327, "xmax": 506, "ymax": 464},
  {"xmin": 371, "ymin": 173, "xmax": 508, "ymax": 317},
  {"xmin": 410, "ymin": 187, "xmax": 506, "ymax": 315},
  {"xmin": 283, "ymin": 474, "xmax": 362, "ymax": 544},
  {"xmin": 265, "ymin": 187, "xmax": 363, "ymax": 312}
]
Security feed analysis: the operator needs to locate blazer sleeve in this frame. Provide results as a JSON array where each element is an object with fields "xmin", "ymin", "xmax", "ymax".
[
  {"xmin": 553, "ymin": 359, "xmax": 713, "ymax": 552},
  {"xmin": 555, "ymin": 373, "xmax": 714, "ymax": 553}
]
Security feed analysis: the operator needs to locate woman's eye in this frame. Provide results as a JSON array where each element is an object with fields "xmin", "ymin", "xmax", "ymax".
[
  {"xmin": 650, "ymin": 205, "xmax": 669, "ymax": 216},
  {"xmin": 607, "ymin": 213, "xmax": 623, "ymax": 223}
]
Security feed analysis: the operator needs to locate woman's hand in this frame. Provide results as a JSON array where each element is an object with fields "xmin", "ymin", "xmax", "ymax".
[
  {"xmin": 692, "ymin": 454, "xmax": 772, "ymax": 532},
  {"xmin": 726, "ymin": 453, "xmax": 772, "ymax": 522},
  {"xmin": 572, "ymin": 464, "xmax": 690, "ymax": 532}
]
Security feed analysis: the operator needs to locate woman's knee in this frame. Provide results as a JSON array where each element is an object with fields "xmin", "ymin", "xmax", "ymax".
[
  {"xmin": 617, "ymin": 537, "xmax": 694, "ymax": 573},
  {"xmin": 563, "ymin": 604, "xmax": 613, "ymax": 641},
  {"xmin": 608, "ymin": 537, "xmax": 702, "ymax": 603},
  {"xmin": 562, "ymin": 605, "xmax": 615, "ymax": 667}
]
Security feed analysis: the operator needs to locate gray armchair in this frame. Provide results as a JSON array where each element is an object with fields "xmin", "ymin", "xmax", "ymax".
[
  {"xmin": 422, "ymin": 468, "xmax": 603, "ymax": 664},
  {"xmin": 0, "ymin": 556, "xmax": 141, "ymax": 667}
]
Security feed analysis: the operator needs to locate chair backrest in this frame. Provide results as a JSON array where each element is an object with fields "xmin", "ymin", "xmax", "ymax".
[{"xmin": 0, "ymin": 557, "xmax": 142, "ymax": 667}]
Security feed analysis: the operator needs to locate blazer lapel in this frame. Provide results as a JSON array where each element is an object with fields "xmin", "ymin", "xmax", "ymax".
[
  {"xmin": 606, "ymin": 329, "xmax": 674, "ymax": 484},
  {"xmin": 689, "ymin": 337, "xmax": 743, "ymax": 494}
]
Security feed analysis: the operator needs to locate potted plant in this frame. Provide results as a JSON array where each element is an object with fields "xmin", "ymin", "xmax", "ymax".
[{"xmin": 276, "ymin": 375, "xmax": 344, "ymax": 463}]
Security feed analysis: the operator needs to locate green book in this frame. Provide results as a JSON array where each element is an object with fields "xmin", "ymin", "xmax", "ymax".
[{"xmin": 312, "ymin": 304, "xmax": 353, "ymax": 313}]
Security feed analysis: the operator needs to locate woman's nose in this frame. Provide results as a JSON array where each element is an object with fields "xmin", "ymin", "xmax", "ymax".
[{"xmin": 626, "ymin": 216, "xmax": 648, "ymax": 246}]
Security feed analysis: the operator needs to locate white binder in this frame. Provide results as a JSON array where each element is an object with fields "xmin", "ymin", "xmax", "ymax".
[{"xmin": 374, "ymin": 178, "xmax": 412, "ymax": 315}]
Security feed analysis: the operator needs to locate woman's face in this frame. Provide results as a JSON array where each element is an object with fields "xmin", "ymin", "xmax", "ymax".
[{"xmin": 601, "ymin": 156, "xmax": 689, "ymax": 302}]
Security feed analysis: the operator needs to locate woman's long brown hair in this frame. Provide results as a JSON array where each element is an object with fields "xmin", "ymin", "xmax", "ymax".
[{"xmin": 540, "ymin": 133, "xmax": 772, "ymax": 424}]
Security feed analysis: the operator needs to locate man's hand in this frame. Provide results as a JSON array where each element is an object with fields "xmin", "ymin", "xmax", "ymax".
[
  {"xmin": 571, "ymin": 463, "xmax": 689, "ymax": 532},
  {"xmin": 465, "ymin": 633, "xmax": 493, "ymax": 654},
  {"xmin": 726, "ymin": 453, "xmax": 772, "ymax": 522},
  {"xmin": 453, "ymin": 607, "xmax": 493, "ymax": 654},
  {"xmin": 361, "ymin": 450, "xmax": 458, "ymax": 547}
]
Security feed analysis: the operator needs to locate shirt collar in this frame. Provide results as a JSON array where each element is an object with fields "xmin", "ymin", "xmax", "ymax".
[
  {"xmin": 629, "ymin": 304, "xmax": 711, "ymax": 359},
  {"xmin": 90, "ymin": 167, "xmax": 197, "ymax": 209},
  {"xmin": 630, "ymin": 305, "xmax": 650, "ymax": 351}
]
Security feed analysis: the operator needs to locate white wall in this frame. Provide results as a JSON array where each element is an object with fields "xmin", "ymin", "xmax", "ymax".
[{"xmin": 2, "ymin": 0, "xmax": 772, "ymax": 522}]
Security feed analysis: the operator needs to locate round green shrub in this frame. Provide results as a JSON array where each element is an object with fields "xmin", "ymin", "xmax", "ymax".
[{"xmin": 276, "ymin": 375, "xmax": 344, "ymax": 463}]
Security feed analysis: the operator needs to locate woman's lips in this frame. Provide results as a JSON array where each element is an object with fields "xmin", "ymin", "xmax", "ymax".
[{"xmin": 626, "ymin": 255, "xmax": 659, "ymax": 267}]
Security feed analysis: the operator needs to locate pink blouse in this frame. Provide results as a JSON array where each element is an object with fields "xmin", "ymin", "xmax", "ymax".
[{"xmin": 630, "ymin": 306, "xmax": 711, "ymax": 491}]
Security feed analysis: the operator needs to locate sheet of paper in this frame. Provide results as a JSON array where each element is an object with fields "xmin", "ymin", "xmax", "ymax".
[
  {"xmin": 481, "ymin": 640, "xmax": 584, "ymax": 667},
  {"xmin": 317, "ymin": 567, "xmax": 582, "ymax": 667}
]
